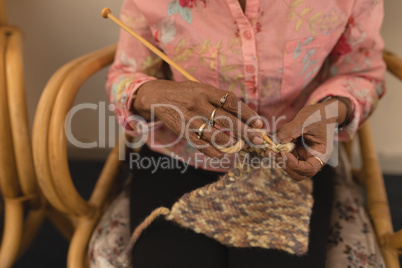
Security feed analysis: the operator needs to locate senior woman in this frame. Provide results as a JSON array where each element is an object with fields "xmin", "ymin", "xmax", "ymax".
[{"xmin": 106, "ymin": 0, "xmax": 385, "ymax": 267}]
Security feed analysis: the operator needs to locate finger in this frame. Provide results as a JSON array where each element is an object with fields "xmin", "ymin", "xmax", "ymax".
[
  {"xmin": 266, "ymin": 152, "xmax": 307, "ymax": 180},
  {"xmin": 275, "ymin": 121, "xmax": 302, "ymax": 144},
  {"xmin": 186, "ymin": 117, "xmax": 237, "ymax": 149},
  {"xmin": 207, "ymin": 128, "xmax": 238, "ymax": 149},
  {"xmin": 206, "ymin": 90, "xmax": 263, "ymax": 128},
  {"xmin": 281, "ymin": 152, "xmax": 322, "ymax": 179},
  {"xmin": 283, "ymin": 166, "xmax": 311, "ymax": 181},
  {"xmin": 192, "ymin": 103, "xmax": 263, "ymax": 146},
  {"xmin": 212, "ymin": 108, "xmax": 264, "ymax": 145},
  {"xmin": 279, "ymin": 153, "xmax": 311, "ymax": 181},
  {"xmin": 186, "ymin": 131, "xmax": 226, "ymax": 158}
]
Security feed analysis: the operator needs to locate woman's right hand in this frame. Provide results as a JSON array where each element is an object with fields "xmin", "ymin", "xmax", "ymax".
[{"xmin": 133, "ymin": 80, "xmax": 264, "ymax": 158}]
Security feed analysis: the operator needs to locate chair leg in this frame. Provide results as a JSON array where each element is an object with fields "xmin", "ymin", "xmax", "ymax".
[
  {"xmin": 68, "ymin": 217, "xmax": 99, "ymax": 268},
  {"xmin": 0, "ymin": 199, "xmax": 24, "ymax": 268},
  {"xmin": 385, "ymin": 230, "xmax": 402, "ymax": 255},
  {"xmin": 358, "ymin": 121, "xmax": 400, "ymax": 268},
  {"xmin": 18, "ymin": 203, "xmax": 47, "ymax": 258}
]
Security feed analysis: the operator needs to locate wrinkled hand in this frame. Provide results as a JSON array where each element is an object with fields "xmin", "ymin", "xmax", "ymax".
[
  {"xmin": 134, "ymin": 80, "xmax": 264, "ymax": 158},
  {"xmin": 272, "ymin": 98, "xmax": 350, "ymax": 180}
]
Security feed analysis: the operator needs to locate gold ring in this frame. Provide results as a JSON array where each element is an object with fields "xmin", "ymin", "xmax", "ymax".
[
  {"xmin": 209, "ymin": 108, "xmax": 218, "ymax": 126},
  {"xmin": 220, "ymin": 93, "xmax": 229, "ymax": 108},
  {"xmin": 313, "ymin": 156, "xmax": 324, "ymax": 168},
  {"xmin": 197, "ymin": 122, "xmax": 208, "ymax": 139}
]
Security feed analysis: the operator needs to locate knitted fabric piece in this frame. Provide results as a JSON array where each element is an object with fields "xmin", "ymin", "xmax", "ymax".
[
  {"xmin": 166, "ymin": 150, "xmax": 313, "ymax": 255},
  {"xmin": 114, "ymin": 144, "xmax": 314, "ymax": 267}
]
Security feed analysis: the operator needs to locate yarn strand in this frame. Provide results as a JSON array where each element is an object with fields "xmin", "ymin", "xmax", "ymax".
[{"xmin": 215, "ymin": 131, "xmax": 294, "ymax": 154}]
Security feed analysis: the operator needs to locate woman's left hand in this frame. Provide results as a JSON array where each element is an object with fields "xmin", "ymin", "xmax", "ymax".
[{"xmin": 271, "ymin": 97, "xmax": 351, "ymax": 181}]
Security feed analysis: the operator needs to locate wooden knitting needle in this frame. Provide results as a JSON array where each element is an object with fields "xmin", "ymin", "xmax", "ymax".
[
  {"xmin": 101, "ymin": 7, "xmax": 276, "ymax": 147},
  {"xmin": 101, "ymin": 8, "xmax": 197, "ymax": 82}
]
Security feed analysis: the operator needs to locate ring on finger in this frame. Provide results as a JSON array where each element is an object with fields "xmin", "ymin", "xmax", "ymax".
[
  {"xmin": 313, "ymin": 156, "xmax": 324, "ymax": 169},
  {"xmin": 209, "ymin": 108, "xmax": 218, "ymax": 126},
  {"xmin": 197, "ymin": 122, "xmax": 208, "ymax": 139},
  {"xmin": 220, "ymin": 93, "xmax": 229, "ymax": 108}
]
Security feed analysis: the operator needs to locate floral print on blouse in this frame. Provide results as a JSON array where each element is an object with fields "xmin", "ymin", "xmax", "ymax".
[{"xmin": 106, "ymin": 0, "xmax": 385, "ymax": 171}]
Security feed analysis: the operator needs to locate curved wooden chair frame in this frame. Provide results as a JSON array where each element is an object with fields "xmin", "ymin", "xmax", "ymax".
[
  {"xmin": 33, "ymin": 44, "xmax": 121, "ymax": 268},
  {"xmin": 0, "ymin": 18, "xmax": 74, "ymax": 268},
  {"xmin": 353, "ymin": 49, "xmax": 402, "ymax": 267},
  {"xmin": 33, "ymin": 44, "xmax": 402, "ymax": 268}
]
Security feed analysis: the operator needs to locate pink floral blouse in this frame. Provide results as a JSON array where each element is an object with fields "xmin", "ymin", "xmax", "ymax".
[{"xmin": 106, "ymin": 0, "xmax": 385, "ymax": 171}]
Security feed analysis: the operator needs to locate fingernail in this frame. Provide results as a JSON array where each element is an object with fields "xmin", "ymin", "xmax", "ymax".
[
  {"xmin": 253, "ymin": 118, "xmax": 263, "ymax": 128},
  {"xmin": 252, "ymin": 136, "xmax": 263, "ymax": 145}
]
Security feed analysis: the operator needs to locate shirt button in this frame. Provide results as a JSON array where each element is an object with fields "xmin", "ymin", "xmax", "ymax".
[
  {"xmin": 243, "ymin": 30, "xmax": 252, "ymax": 40},
  {"xmin": 246, "ymin": 65, "xmax": 255, "ymax": 73}
]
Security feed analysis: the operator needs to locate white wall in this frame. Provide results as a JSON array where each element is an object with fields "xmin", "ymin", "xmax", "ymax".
[{"xmin": 4, "ymin": 0, "xmax": 402, "ymax": 173}]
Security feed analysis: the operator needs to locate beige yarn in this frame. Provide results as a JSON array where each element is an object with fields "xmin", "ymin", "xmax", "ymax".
[{"xmin": 216, "ymin": 138, "xmax": 295, "ymax": 154}]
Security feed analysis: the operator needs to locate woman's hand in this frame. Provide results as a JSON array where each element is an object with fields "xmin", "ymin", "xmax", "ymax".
[
  {"xmin": 272, "ymin": 97, "xmax": 351, "ymax": 180},
  {"xmin": 133, "ymin": 80, "xmax": 264, "ymax": 158}
]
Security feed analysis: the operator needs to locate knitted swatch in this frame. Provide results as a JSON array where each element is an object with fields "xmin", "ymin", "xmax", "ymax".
[{"xmin": 118, "ymin": 142, "xmax": 314, "ymax": 267}]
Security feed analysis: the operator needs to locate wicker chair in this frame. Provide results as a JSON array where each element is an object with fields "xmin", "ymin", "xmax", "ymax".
[
  {"xmin": 33, "ymin": 45, "xmax": 121, "ymax": 268},
  {"xmin": 32, "ymin": 46, "xmax": 402, "ymax": 268},
  {"xmin": 0, "ymin": 4, "xmax": 74, "ymax": 268}
]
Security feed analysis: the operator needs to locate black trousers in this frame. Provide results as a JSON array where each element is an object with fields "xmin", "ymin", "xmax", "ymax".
[{"xmin": 130, "ymin": 146, "xmax": 334, "ymax": 268}]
